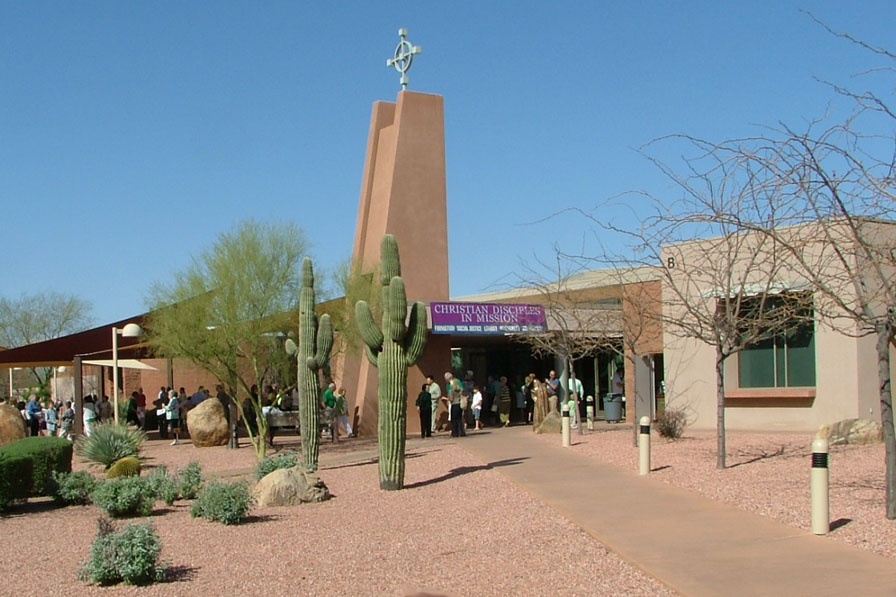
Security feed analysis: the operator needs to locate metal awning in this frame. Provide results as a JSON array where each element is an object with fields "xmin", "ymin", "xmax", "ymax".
[{"xmin": 81, "ymin": 359, "xmax": 158, "ymax": 371}]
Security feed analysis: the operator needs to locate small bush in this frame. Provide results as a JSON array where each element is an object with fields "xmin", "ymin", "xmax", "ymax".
[
  {"xmin": 177, "ymin": 461, "xmax": 203, "ymax": 500},
  {"xmin": 145, "ymin": 466, "xmax": 179, "ymax": 506},
  {"xmin": 106, "ymin": 456, "xmax": 142, "ymax": 479},
  {"xmin": 655, "ymin": 408, "xmax": 688, "ymax": 439},
  {"xmin": 79, "ymin": 517, "xmax": 166, "ymax": 585},
  {"xmin": 75, "ymin": 423, "xmax": 145, "ymax": 469},
  {"xmin": 190, "ymin": 480, "xmax": 253, "ymax": 525},
  {"xmin": 90, "ymin": 476, "xmax": 154, "ymax": 518},
  {"xmin": 0, "ymin": 436, "xmax": 73, "ymax": 509},
  {"xmin": 52, "ymin": 471, "xmax": 99, "ymax": 505},
  {"xmin": 256, "ymin": 451, "xmax": 298, "ymax": 480}
]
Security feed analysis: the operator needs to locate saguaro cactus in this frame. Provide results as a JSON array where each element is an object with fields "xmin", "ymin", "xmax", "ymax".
[
  {"xmin": 297, "ymin": 257, "xmax": 333, "ymax": 472},
  {"xmin": 355, "ymin": 235, "xmax": 428, "ymax": 490}
]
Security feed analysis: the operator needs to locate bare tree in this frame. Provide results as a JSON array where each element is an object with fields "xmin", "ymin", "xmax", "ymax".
[
  {"xmin": 661, "ymin": 19, "xmax": 896, "ymax": 515},
  {"xmin": 0, "ymin": 291, "xmax": 94, "ymax": 393},
  {"xmin": 514, "ymin": 254, "xmax": 624, "ymax": 430},
  {"xmin": 577, "ymin": 146, "xmax": 813, "ymax": 468}
]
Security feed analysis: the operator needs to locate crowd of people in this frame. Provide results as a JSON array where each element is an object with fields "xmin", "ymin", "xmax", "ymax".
[
  {"xmin": 9, "ymin": 367, "xmax": 624, "ymax": 445},
  {"xmin": 414, "ymin": 369, "xmax": 593, "ymax": 438}
]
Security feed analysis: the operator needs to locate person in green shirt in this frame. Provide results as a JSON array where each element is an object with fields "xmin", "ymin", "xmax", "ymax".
[{"xmin": 322, "ymin": 382, "xmax": 337, "ymax": 439}]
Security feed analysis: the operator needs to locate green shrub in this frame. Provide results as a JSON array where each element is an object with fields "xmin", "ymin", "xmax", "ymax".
[
  {"xmin": 256, "ymin": 451, "xmax": 298, "ymax": 480},
  {"xmin": 79, "ymin": 518, "xmax": 166, "ymax": 586},
  {"xmin": 52, "ymin": 471, "xmax": 99, "ymax": 505},
  {"xmin": 190, "ymin": 480, "xmax": 253, "ymax": 525},
  {"xmin": 90, "ymin": 476, "xmax": 154, "ymax": 518},
  {"xmin": 177, "ymin": 461, "xmax": 203, "ymax": 500},
  {"xmin": 75, "ymin": 423, "xmax": 145, "ymax": 469},
  {"xmin": 0, "ymin": 436, "xmax": 73, "ymax": 509},
  {"xmin": 145, "ymin": 466, "xmax": 179, "ymax": 506},
  {"xmin": 655, "ymin": 408, "xmax": 688, "ymax": 439},
  {"xmin": 106, "ymin": 456, "xmax": 141, "ymax": 479}
]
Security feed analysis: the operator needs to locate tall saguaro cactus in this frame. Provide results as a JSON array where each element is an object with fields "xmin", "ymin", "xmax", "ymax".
[
  {"xmin": 355, "ymin": 235, "xmax": 428, "ymax": 490},
  {"xmin": 297, "ymin": 257, "xmax": 333, "ymax": 472}
]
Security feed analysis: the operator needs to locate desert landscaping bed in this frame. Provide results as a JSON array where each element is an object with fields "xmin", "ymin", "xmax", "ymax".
[
  {"xmin": 533, "ymin": 425, "xmax": 896, "ymax": 558},
  {"xmin": 0, "ymin": 434, "xmax": 676, "ymax": 597}
]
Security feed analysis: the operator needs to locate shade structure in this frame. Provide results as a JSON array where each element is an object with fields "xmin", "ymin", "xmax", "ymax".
[{"xmin": 81, "ymin": 359, "xmax": 158, "ymax": 371}]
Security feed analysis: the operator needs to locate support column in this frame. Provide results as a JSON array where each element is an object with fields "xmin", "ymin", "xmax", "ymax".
[{"xmin": 73, "ymin": 355, "xmax": 83, "ymax": 437}]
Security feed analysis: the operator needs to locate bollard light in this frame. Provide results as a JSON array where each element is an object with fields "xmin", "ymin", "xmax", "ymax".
[
  {"xmin": 811, "ymin": 438, "xmax": 829, "ymax": 535},
  {"xmin": 639, "ymin": 416, "xmax": 651, "ymax": 475},
  {"xmin": 561, "ymin": 403, "xmax": 570, "ymax": 448},
  {"xmin": 586, "ymin": 395, "xmax": 594, "ymax": 431}
]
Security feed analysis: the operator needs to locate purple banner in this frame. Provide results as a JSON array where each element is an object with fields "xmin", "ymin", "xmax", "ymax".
[{"xmin": 430, "ymin": 302, "xmax": 547, "ymax": 335}]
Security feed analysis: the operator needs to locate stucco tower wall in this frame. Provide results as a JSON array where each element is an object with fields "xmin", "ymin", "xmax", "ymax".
[{"xmin": 343, "ymin": 90, "xmax": 451, "ymax": 437}]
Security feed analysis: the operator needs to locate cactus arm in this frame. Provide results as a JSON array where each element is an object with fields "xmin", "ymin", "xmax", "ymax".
[
  {"xmin": 386, "ymin": 277, "xmax": 408, "ymax": 343},
  {"xmin": 356, "ymin": 300, "xmax": 384, "ymax": 350},
  {"xmin": 380, "ymin": 235, "xmax": 401, "ymax": 283},
  {"xmin": 311, "ymin": 314, "xmax": 333, "ymax": 368},
  {"xmin": 405, "ymin": 302, "xmax": 428, "ymax": 366},
  {"xmin": 364, "ymin": 344, "xmax": 379, "ymax": 367}
]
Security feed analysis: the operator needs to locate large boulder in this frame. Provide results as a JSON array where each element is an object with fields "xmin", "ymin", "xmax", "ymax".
[
  {"xmin": 0, "ymin": 403, "xmax": 26, "ymax": 446},
  {"xmin": 186, "ymin": 399, "xmax": 229, "ymax": 447},
  {"xmin": 535, "ymin": 411, "xmax": 562, "ymax": 434},
  {"xmin": 253, "ymin": 466, "xmax": 330, "ymax": 506},
  {"xmin": 816, "ymin": 418, "xmax": 883, "ymax": 446}
]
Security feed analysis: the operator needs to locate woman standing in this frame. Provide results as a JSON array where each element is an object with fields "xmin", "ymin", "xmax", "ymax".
[
  {"xmin": 165, "ymin": 389, "xmax": 181, "ymax": 445},
  {"xmin": 43, "ymin": 400, "xmax": 58, "ymax": 436},
  {"xmin": 445, "ymin": 372, "xmax": 466, "ymax": 438},
  {"xmin": 497, "ymin": 376, "xmax": 512, "ymax": 427}
]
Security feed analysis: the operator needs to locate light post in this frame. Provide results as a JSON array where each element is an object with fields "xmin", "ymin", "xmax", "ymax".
[{"xmin": 112, "ymin": 323, "xmax": 143, "ymax": 425}]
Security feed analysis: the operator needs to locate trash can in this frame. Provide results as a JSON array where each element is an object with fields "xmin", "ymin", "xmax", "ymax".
[{"xmin": 604, "ymin": 394, "xmax": 622, "ymax": 423}]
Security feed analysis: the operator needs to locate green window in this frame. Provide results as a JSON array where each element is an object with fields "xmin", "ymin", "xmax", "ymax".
[{"xmin": 738, "ymin": 319, "xmax": 815, "ymax": 388}]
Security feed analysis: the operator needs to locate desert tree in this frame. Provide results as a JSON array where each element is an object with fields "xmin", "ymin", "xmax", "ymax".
[
  {"xmin": 0, "ymin": 291, "xmax": 94, "ymax": 394},
  {"xmin": 579, "ymin": 142, "xmax": 813, "ymax": 469},
  {"xmin": 145, "ymin": 219, "xmax": 308, "ymax": 461}
]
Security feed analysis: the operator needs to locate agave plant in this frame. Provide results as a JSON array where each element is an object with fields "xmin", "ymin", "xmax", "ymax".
[{"xmin": 75, "ymin": 422, "xmax": 146, "ymax": 469}]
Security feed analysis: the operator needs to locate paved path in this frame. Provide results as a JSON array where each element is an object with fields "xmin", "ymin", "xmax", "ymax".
[{"xmin": 459, "ymin": 425, "xmax": 896, "ymax": 596}]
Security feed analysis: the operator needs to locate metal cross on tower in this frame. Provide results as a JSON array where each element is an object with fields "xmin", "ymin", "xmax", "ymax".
[{"xmin": 386, "ymin": 28, "xmax": 421, "ymax": 90}]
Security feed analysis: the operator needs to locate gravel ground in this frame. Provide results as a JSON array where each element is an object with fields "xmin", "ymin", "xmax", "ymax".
[
  {"xmin": 0, "ymin": 433, "xmax": 676, "ymax": 597},
  {"xmin": 532, "ymin": 424, "xmax": 896, "ymax": 558}
]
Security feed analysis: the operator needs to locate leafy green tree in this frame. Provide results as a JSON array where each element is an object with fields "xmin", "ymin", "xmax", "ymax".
[
  {"xmin": 0, "ymin": 291, "xmax": 93, "ymax": 395},
  {"xmin": 145, "ymin": 219, "xmax": 309, "ymax": 460}
]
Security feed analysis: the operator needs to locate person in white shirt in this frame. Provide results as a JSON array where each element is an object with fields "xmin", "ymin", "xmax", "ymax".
[
  {"xmin": 612, "ymin": 370, "xmax": 624, "ymax": 396},
  {"xmin": 471, "ymin": 386, "xmax": 483, "ymax": 430}
]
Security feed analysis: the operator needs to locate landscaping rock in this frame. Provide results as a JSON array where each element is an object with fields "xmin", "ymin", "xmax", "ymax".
[
  {"xmin": 186, "ymin": 399, "xmax": 229, "ymax": 447},
  {"xmin": 253, "ymin": 466, "xmax": 330, "ymax": 506},
  {"xmin": 816, "ymin": 418, "xmax": 883, "ymax": 446},
  {"xmin": 0, "ymin": 403, "xmax": 26, "ymax": 446},
  {"xmin": 536, "ymin": 411, "xmax": 562, "ymax": 434}
]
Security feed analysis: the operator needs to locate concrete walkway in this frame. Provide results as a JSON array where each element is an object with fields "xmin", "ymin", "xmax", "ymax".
[{"xmin": 458, "ymin": 425, "xmax": 896, "ymax": 596}]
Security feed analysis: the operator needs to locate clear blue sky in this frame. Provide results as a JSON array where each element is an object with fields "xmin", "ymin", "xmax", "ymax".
[{"xmin": 1, "ymin": 1, "xmax": 891, "ymax": 326}]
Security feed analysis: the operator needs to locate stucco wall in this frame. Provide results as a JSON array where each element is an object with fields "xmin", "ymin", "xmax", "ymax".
[{"xmin": 661, "ymin": 221, "xmax": 896, "ymax": 432}]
